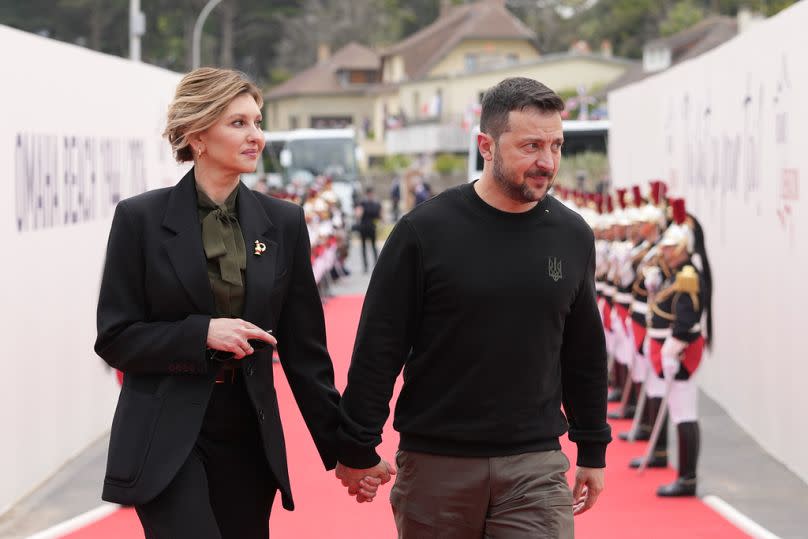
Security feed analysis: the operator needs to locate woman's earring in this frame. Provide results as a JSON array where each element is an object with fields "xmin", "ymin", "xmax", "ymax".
[{"xmin": 197, "ymin": 147, "xmax": 204, "ymax": 159}]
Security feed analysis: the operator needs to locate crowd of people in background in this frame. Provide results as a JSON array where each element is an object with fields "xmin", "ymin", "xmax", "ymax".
[
  {"xmin": 253, "ymin": 176, "xmax": 353, "ymax": 295},
  {"xmin": 248, "ymin": 164, "xmax": 439, "ymax": 285}
]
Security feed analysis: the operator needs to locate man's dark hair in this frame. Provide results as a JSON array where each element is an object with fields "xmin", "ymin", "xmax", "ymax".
[{"xmin": 480, "ymin": 77, "xmax": 565, "ymax": 141}]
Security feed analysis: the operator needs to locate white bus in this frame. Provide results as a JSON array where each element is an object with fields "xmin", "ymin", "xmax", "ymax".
[
  {"xmin": 245, "ymin": 128, "xmax": 362, "ymax": 214},
  {"xmin": 467, "ymin": 120, "xmax": 610, "ymax": 181}
]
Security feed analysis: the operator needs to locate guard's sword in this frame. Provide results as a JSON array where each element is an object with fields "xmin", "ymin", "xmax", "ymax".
[
  {"xmin": 637, "ymin": 375, "xmax": 674, "ymax": 475},
  {"xmin": 626, "ymin": 371, "xmax": 648, "ymax": 442},
  {"xmin": 616, "ymin": 352, "xmax": 635, "ymax": 413}
]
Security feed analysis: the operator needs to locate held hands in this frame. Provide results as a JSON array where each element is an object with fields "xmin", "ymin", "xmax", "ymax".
[
  {"xmin": 206, "ymin": 318, "xmax": 277, "ymax": 360},
  {"xmin": 335, "ymin": 459, "xmax": 397, "ymax": 504},
  {"xmin": 572, "ymin": 466, "xmax": 604, "ymax": 515}
]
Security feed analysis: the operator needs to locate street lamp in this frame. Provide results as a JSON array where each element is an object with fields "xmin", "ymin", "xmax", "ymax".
[
  {"xmin": 130, "ymin": 0, "xmax": 146, "ymax": 61},
  {"xmin": 193, "ymin": 0, "xmax": 224, "ymax": 69}
]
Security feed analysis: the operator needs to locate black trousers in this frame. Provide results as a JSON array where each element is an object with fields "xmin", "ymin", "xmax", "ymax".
[
  {"xmin": 135, "ymin": 371, "xmax": 277, "ymax": 539},
  {"xmin": 360, "ymin": 227, "xmax": 378, "ymax": 271}
]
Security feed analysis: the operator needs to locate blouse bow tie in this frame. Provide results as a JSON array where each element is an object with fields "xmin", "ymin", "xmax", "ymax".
[{"xmin": 201, "ymin": 207, "xmax": 246, "ymax": 286}]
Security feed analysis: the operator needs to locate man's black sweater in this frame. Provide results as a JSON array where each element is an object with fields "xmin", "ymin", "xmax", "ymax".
[{"xmin": 338, "ymin": 181, "xmax": 611, "ymax": 469}]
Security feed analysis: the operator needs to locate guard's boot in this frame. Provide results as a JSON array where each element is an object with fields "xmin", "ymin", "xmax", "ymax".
[
  {"xmin": 618, "ymin": 427, "xmax": 649, "ymax": 441},
  {"xmin": 607, "ymin": 363, "xmax": 625, "ymax": 402},
  {"xmin": 608, "ymin": 380, "xmax": 638, "ymax": 419},
  {"xmin": 629, "ymin": 398, "xmax": 668, "ymax": 468},
  {"xmin": 620, "ymin": 390, "xmax": 654, "ymax": 440},
  {"xmin": 657, "ymin": 421, "xmax": 699, "ymax": 497}
]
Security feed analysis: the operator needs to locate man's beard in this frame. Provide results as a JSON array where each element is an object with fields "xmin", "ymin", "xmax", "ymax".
[{"xmin": 492, "ymin": 148, "xmax": 554, "ymax": 204}]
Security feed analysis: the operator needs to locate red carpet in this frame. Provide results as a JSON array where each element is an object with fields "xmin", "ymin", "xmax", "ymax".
[{"xmin": 63, "ymin": 295, "xmax": 749, "ymax": 538}]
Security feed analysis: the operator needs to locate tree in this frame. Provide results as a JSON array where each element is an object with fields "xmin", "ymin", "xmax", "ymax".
[
  {"xmin": 660, "ymin": 0, "xmax": 706, "ymax": 36},
  {"xmin": 58, "ymin": 0, "xmax": 128, "ymax": 53},
  {"xmin": 1, "ymin": 0, "xmax": 800, "ymax": 83}
]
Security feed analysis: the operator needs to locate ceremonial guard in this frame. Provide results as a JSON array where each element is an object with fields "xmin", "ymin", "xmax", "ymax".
[
  {"xmin": 644, "ymin": 198, "xmax": 707, "ymax": 496},
  {"xmin": 615, "ymin": 184, "xmax": 663, "ymax": 440},
  {"xmin": 624, "ymin": 182, "xmax": 669, "ymax": 450},
  {"xmin": 599, "ymin": 195, "xmax": 621, "ymax": 401},
  {"xmin": 607, "ymin": 188, "xmax": 637, "ymax": 416}
]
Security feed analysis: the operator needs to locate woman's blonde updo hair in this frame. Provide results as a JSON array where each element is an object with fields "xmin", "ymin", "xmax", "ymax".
[{"xmin": 163, "ymin": 67, "xmax": 263, "ymax": 162}]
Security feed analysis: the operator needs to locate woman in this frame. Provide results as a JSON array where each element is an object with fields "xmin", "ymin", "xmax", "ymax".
[{"xmin": 95, "ymin": 68, "xmax": 345, "ymax": 538}]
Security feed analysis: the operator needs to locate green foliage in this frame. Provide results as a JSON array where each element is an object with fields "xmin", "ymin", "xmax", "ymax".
[
  {"xmin": 380, "ymin": 154, "xmax": 412, "ymax": 173},
  {"xmin": 661, "ymin": 0, "xmax": 706, "ymax": 36},
  {"xmin": 556, "ymin": 85, "xmax": 606, "ymax": 120},
  {"xmin": 268, "ymin": 67, "xmax": 293, "ymax": 86},
  {"xmin": 0, "ymin": 0, "xmax": 800, "ymax": 85},
  {"xmin": 433, "ymin": 153, "xmax": 466, "ymax": 175},
  {"xmin": 513, "ymin": 0, "xmax": 797, "ymax": 59},
  {"xmin": 556, "ymin": 151, "xmax": 610, "ymax": 191}
]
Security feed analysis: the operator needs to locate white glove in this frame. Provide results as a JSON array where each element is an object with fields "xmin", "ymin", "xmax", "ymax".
[
  {"xmin": 618, "ymin": 256, "xmax": 635, "ymax": 288},
  {"xmin": 662, "ymin": 354, "xmax": 680, "ymax": 379},
  {"xmin": 644, "ymin": 266, "xmax": 662, "ymax": 293},
  {"xmin": 661, "ymin": 337, "xmax": 687, "ymax": 379}
]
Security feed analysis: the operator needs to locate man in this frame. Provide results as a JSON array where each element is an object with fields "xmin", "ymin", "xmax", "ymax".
[
  {"xmin": 390, "ymin": 176, "xmax": 401, "ymax": 221},
  {"xmin": 335, "ymin": 77, "xmax": 611, "ymax": 537},
  {"xmin": 355, "ymin": 186, "xmax": 382, "ymax": 273}
]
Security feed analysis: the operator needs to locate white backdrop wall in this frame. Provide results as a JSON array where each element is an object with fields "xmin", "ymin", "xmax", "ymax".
[
  {"xmin": 0, "ymin": 26, "xmax": 185, "ymax": 514},
  {"xmin": 608, "ymin": 4, "xmax": 808, "ymax": 483}
]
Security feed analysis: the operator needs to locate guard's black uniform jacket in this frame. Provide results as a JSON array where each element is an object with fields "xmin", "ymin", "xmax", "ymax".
[{"xmin": 647, "ymin": 261, "xmax": 706, "ymax": 379}]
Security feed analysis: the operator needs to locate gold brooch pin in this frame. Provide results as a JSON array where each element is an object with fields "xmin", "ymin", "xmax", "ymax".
[{"xmin": 254, "ymin": 240, "xmax": 267, "ymax": 256}]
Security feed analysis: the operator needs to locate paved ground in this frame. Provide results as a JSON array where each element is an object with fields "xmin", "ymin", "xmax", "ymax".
[{"xmin": 2, "ymin": 237, "xmax": 806, "ymax": 538}]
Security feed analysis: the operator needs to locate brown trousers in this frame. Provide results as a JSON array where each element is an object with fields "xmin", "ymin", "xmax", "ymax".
[{"xmin": 390, "ymin": 450, "xmax": 574, "ymax": 539}]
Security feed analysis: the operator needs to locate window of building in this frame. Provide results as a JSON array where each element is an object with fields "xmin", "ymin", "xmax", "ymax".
[
  {"xmin": 310, "ymin": 116, "xmax": 353, "ymax": 128},
  {"xmin": 349, "ymin": 70, "xmax": 369, "ymax": 84}
]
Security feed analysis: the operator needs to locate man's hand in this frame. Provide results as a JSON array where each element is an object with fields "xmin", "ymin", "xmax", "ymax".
[
  {"xmin": 572, "ymin": 466, "xmax": 604, "ymax": 515},
  {"xmin": 335, "ymin": 460, "xmax": 396, "ymax": 503}
]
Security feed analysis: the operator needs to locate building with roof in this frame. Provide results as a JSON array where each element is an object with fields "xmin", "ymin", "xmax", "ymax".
[
  {"xmin": 265, "ymin": 0, "xmax": 634, "ymax": 164},
  {"xmin": 605, "ymin": 10, "xmax": 763, "ymax": 94},
  {"xmin": 265, "ymin": 42, "xmax": 381, "ymax": 131}
]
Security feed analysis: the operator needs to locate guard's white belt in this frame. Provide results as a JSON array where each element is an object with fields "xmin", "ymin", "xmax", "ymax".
[
  {"xmin": 647, "ymin": 325, "xmax": 702, "ymax": 340},
  {"xmin": 614, "ymin": 292, "xmax": 633, "ymax": 304},
  {"xmin": 603, "ymin": 285, "xmax": 616, "ymax": 296},
  {"xmin": 647, "ymin": 327, "xmax": 672, "ymax": 339},
  {"xmin": 631, "ymin": 301, "xmax": 648, "ymax": 314},
  {"xmin": 595, "ymin": 282, "xmax": 606, "ymax": 292}
]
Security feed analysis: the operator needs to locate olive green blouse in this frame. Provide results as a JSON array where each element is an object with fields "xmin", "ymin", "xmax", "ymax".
[{"xmin": 196, "ymin": 184, "xmax": 247, "ymax": 318}]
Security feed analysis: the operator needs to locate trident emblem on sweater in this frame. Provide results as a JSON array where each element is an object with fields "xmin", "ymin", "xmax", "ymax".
[{"xmin": 548, "ymin": 257, "xmax": 563, "ymax": 282}]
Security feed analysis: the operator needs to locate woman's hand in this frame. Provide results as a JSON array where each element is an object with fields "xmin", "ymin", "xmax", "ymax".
[{"xmin": 206, "ymin": 318, "xmax": 277, "ymax": 360}]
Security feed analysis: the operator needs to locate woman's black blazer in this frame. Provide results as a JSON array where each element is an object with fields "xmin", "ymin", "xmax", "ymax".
[{"xmin": 95, "ymin": 168, "xmax": 340, "ymax": 510}]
